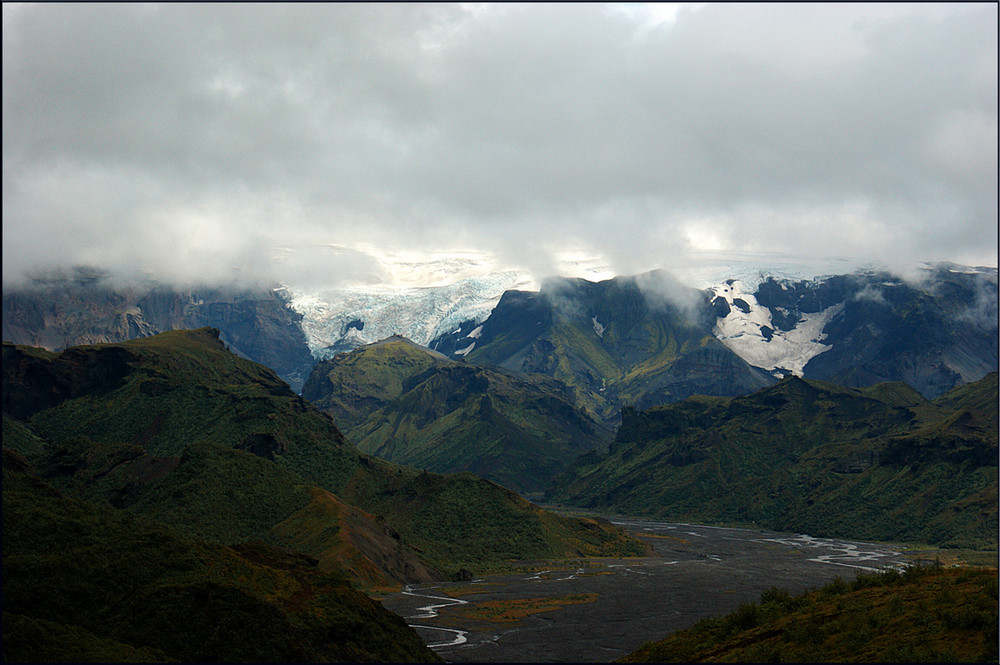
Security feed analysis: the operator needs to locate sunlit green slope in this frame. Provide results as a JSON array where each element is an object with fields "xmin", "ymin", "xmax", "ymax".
[{"xmin": 303, "ymin": 337, "xmax": 612, "ymax": 493}]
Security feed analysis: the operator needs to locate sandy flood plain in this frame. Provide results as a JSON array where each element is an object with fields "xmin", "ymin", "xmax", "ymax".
[{"xmin": 379, "ymin": 519, "xmax": 908, "ymax": 663}]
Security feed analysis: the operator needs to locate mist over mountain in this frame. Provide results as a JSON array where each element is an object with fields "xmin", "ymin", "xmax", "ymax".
[
  {"xmin": 3, "ymin": 260, "xmax": 996, "ymax": 405},
  {"xmin": 430, "ymin": 262, "xmax": 997, "ymax": 403},
  {"xmin": 1, "ymin": 269, "xmax": 315, "ymax": 392},
  {"xmin": 430, "ymin": 271, "xmax": 777, "ymax": 422},
  {"xmin": 5, "ymin": 5, "xmax": 996, "ymax": 289}
]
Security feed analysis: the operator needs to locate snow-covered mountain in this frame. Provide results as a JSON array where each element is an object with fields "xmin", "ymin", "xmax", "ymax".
[
  {"xmin": 282, "ymin": 251, "xmax": 867, "ymax": 361},
  {"xmin": 418, "ymin": 260, "xmax": 997, "ymax": 399},
  {"xmin": 280, "ymin": 249, "xmax": 619, "ymax": 358},
  {"xmin": 6, "ymin": 251, "xmax": 994, "ymax": 401}
]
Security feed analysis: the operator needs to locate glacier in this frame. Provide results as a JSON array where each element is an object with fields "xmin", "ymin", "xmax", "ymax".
[
  {"xmin": 284, "ymin": 269, "xmax": 532, "ymax": 358},
  {"xmin": 281, "ymin": 248, "xmax": 875, "ymax": 373}
]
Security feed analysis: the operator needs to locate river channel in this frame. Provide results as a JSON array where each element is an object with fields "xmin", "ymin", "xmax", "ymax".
[{"xmin": 379, "ymin": 519, "xmax": 909, "ymax": 663}]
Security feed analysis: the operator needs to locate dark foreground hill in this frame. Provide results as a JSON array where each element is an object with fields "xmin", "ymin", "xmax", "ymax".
[
  {"xmin": 1, "ymin": 329, "xmax": 647, "ymax": 584},
  {"xmin": 548, "ymin": 373, "xmax": 998, "ymax": 549},
  {"xmin": 620, "ymin": 564, "xmax": 998, "ymax": 663},
  {"xmin": 302, "ymin": 336, "xmax": 613, "ymax": 493},
  {"xmin": 1, "ymin": 450, "xmax": 437, "ymax": 663}
]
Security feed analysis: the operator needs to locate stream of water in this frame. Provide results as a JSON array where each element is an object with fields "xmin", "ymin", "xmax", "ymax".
[{"xmin": 381, "ymin": 519, "xmax": 907, "ymax": 663}]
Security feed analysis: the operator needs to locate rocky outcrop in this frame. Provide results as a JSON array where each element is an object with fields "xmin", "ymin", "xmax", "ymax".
[
  {"xmin": 2, "ymin": 280, "xmax": 315, "ymax": 392},
  {"xmin": 754, "ymin": 267, "xmax": 998, "ymax": 398},
  {"xmin": 1, "ymin": 342, "xmax": 139, "ymax": 420}
]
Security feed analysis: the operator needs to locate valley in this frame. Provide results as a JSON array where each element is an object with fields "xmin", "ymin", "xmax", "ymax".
[
  {"xmin": 2, "ymin": 262, "xmax": 996, "ymax": 662},
  {"xmin": 6, "ymin": 5, "xmax": 998, "ymax": 661},
  {"xmin": 381, "ymin": 517, "xmax": 913, "ymax": 663}
]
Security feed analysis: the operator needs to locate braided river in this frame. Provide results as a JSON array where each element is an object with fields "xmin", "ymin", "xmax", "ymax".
[{"xmin": 380, "ymin": 519, "xmax": 910, "ymax": 663}]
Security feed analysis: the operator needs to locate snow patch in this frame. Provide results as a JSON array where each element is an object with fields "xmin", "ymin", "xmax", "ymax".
[
  {"xmin": 454, "ymin": 341, "xmax": 476, "ymax": 356},
  {"xmin": 711, "ymin": 278, "xmax": 842, "ymax": 377},
  {"xmin": 285, "ymin": 270, "xmax": 530, "ymax": 358},
  {"xmin": 592, "ymin": 316, "xmax": 605, "ymax": 337},
  {"xmin": 467, "ymin": 325, "xmax": 483, "ymax": 339}
]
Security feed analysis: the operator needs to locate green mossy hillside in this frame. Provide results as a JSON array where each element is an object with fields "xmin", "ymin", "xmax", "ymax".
[
  {"xmin": 302, "ymin": 335, "xmax": 451, "ymax": 431},
  {"xmin": 0, "ymin": 451, "xmax": 439, "ymax": 663},
  {"xmin": 304, "ymin": 337, "xmax": 613, "ymax": 493},
  {"xmin": 620, "ymin": 565, "xmax": 999, "ymax": 663},
  {"xmin": 3, "ymin": 329, "xmax": 361, "ymax": 488},
  {"xmin": 343, "ymin": 470, "xmax": 650, "ymax": 571},
  {"xmin": 549, "ymin": 373, "xmax": 998, "ymax": 549},
  {"xmin": 2, "ymin": 329, "xmax": 646, "ymax": 582},
  {"xmin": 463, "ymin": 273, "xmax": 775, "ymax": 422}
]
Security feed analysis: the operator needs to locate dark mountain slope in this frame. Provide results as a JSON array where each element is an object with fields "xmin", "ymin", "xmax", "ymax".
[
  {"xmin": 1, "ymin": 450, "xmax": 438, "ymax": 663},
  {"xmin": 2, "ymin": 273, "xmax": 315, "ymax": 391},
  {"xmin": 753, "ymin": 265, "xmax": 998, "ymax": 398},
  {"xmin": 2, "ymin": 329, "xmax": 647, "ymax": 581},
  {"xmin": 549, "ymin": 373, "xmax": 998, "ymax": 549},
  {"xmin": 621, "ymin": 565, "xmax": 998, "ymax": 663},
  {"xmin": 303, "ymin": 337, "xmax": 612, "ymax": 493},
  {"xmin": 441, "ymin": 271, "xmax": 775, "ymax": 421}
]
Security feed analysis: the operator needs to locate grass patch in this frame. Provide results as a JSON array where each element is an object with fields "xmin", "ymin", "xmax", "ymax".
[{"xmin": 458, "ymin": 593, "xmax": 599, "ymax": 623}]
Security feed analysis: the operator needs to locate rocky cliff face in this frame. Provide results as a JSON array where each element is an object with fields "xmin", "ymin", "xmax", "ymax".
[
  {"xmin": 2, "ymin": 277, "xmax": 315, "ymax": 392},
  {"xmin": 753, "ymin": 265, "xmax": 998, "ymax": 398}
]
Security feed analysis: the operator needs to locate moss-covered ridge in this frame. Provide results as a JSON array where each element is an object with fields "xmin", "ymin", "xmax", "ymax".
[
  {"xmin": 621, "ymin": 564, "xmax": 998, "ymax": 663},
  {"xmin": 549, "ymin": 373, "xmax": 998, "ymax": 549},
  {"xmin": 304, "ymin": 337, "xmax": 613, "ymax": 493},
  {"xmin": 2, "ymin": 328, "xmax": 646, "ymax": 580}
]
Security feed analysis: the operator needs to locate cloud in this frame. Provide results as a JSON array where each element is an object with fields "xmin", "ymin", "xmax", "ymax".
[
  {"xmin": 853, "ymin": 284, "xmax": 888, "ymax": 305},
  {"xmin": 3, "ymin": 3, "xmax": 997, "ymax": 290}
]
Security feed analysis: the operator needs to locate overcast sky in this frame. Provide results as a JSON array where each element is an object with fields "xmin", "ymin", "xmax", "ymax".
[{"xmin": 3, "ymin": 3, "xmax": 997, "ymax": 288}]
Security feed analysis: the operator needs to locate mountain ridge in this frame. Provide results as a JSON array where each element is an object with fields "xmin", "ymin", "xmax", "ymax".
[
  {"xmin": 2, "ymin": 328, "xmax": 647, "ymax": 579},
  {"xmin": 303, "ymin": 337, "xmax": 613, "ymax": 493},
  {"xmin": 5, "ymin": 262, "xmax": 996, "ymax": 405},
  {"xmin": 447, "ymin": 272, "xmax": 778, "ymax": 421},
  {"xmin": 547, "ymin": 372, "xmax": 998, "ymax": 549}
]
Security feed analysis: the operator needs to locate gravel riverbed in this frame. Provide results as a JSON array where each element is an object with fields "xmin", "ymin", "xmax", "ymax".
[{"xmin": 379, "ymin": 519, "xmax": 907, "ymax": 663}]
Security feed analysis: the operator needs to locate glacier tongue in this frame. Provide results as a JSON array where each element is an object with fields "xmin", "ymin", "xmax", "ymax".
[
  {"xmin": 284, "ymin": 270, "xmax": 531, "ymax": 358},
  {"xmin": 283, "ymin": 251, "xmax": 871, "ymax": 368},
  {"xmin": 711, "ymin": 278, "xmax": 841, "ymax": 377}
]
